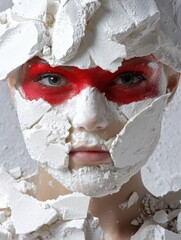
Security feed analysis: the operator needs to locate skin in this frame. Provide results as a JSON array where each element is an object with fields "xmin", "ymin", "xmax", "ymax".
[{"xmin": 8, "ymin": 55, "xmax": 180, "ymax": 240}]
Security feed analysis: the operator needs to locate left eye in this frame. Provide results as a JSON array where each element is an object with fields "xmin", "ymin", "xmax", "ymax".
[
  {"xmin": 37, "ymin": 74, "xmax": 68, "ymax": 87},
  {"xmin": 114, "ymin": 72, "xmax": 146, "ymax": 86}
]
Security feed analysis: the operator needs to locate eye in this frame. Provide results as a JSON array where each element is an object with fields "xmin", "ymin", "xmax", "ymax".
[
  {"xmin": 114, "ymin": 72, "xmax": 146, "ymax": 86},
  {"xmin": 36, "ymin": 74, "xmax": 68, "ymax": 87}
]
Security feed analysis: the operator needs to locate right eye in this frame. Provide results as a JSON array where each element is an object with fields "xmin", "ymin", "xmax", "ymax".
[{"xmin": 37, "ymin": 74, "xmax": 68, "ymax": 87}]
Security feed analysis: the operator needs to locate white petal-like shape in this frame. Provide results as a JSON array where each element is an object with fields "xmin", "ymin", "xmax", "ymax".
[
  {"xmin": 110, "ymin": 95, "xmax": 169, "ymax": 168},
  {"xmin": 12, "ymin": 0, "xmax": 47, "ymax": 21},
  {"xmin": 0, "ymin": 20, "xmax": 47, "ymax": 80}
]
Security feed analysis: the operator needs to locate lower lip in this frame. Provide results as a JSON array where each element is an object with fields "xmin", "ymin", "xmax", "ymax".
[{"xmin": 70, "ymin": 151, "xmax": 111, "ymax": 164}]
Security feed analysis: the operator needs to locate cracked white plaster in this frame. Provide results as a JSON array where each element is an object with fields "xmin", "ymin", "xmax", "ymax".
[
  {"xmin": 0, "ymin": 0, "xmax": 181, "ymax": 80},
  {"xmin": 48, "ymin": 192, "xmax": 90, "ymax": 221},
  {"xmin": 110, "ymin": 94, "xmax": 169, "ymax": 169},
  {"xmin": 12, "ymin": 0, "xmax": 47, "ymax": 21},
  {"xmin": 0, "ymin": 168, "xmax": 101, "ymax": 238}
]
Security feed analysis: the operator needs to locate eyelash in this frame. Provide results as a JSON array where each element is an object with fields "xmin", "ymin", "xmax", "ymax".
[{"xmin": 113, "ymin": 72, "xmax": 146, "ymax": 86}]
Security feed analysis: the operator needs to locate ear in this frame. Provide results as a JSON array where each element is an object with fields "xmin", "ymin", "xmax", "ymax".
[{"xmin": 166, "ymin": 70, "xmax": 180, "ymax": 102}]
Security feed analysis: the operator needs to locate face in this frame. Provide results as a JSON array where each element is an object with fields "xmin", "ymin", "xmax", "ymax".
[{"xmin": 12, "ymin": 55, "xmax": 170, "ymax": 197}]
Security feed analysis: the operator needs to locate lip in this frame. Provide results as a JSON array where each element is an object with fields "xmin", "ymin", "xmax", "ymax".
[{"xmin": 70, "ymin": 146, "xmax": 111, "ymax": 164}]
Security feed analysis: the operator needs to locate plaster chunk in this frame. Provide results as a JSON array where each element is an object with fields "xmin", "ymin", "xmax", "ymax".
[
  {"xmin": 38, "ymin": 143, "xmax": 70, "ymax": 169},
  {"xmin": 12, "ymin": 0, "xmax": 47, "ymax": 21},
  {"xmin": 8, "ymin": 167, "xmax": 22, "ymax": 179},
  {"xmin": 110, "ymin": 95, "xmax": 169, "ymax": 168},
  {"xmin": 153, "ymin": 210, "xmax": 168, "ymax": 224},
  {"xmin": 25, "ymin": 130, "xmax": 51, "ymax": 160},
  {"xmin": 0, "ymin": 212, "xmax": 6, "ymax": 224},
  {"xmin": 0, "ymin": 20, "xmax": 46, "ymax": 80},
  {"xmin": 0, "ymin": 224, "xmax": 12, "ymax": 240},
  {"xmin": 52, "ymin": 0, "xmax": 100, "ymax": 63},
  {"xmin": 131, "ymin": 221, "xmax": 181, "ymax": 240},
  {"xmin": 177, "ymin": 212, "xmax": 181, "ymax": 233},
  {"xmin": 8, "ymin": 190, "xmax": 57, "ymax": 234},
  {"xmin": 45, "ymin": 219, "xmax": 86, "ymax": 240},
  {"xmin": 127, "ymin": 192, "xmax": 139, "ymax": 208},
  {"xmin": 49, "ymin": 193, "xmax": 90, "ymax": 220},
  {"xmin": 15, "ymin": 91, "xmax": 52, "ymax": 130}
]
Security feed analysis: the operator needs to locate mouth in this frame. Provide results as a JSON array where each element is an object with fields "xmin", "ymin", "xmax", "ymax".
[{"xmin": 70, "ymin": 146, "xmax": 112, "ymax": 164}]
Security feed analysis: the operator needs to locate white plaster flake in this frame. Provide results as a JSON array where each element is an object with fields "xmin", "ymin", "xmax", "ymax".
[
  {"xmin": 8, "ymin": 190, "xmax": 58, "ymax": 234},
  {"xmin": 12, "ymin": 0, "xmax": 48, "ymax": 21},
  {"xmin": 0, "ymin": 0, "xmax": 181, "ymax": 80},
  {"xmin": 15, "ymin": 90, "xmax": 52, "ymax": 130},
  {"xmin": 110, "ymin": 94, "xmax": 169, "ymax": 168},
  {"xmin": 48, "ymin": 192, "xmax": 90, "ymax": 220},
  {"xmin": 52, "ymin": 0, "xmax": 101, "ymax": 63},
  {"xmin": 39, "ymin": 143, "xmax": 70, "ymax": 169},
  {"xmin": 0, "ymin": 225, "xmax": 12, "ymax": 240},
  {"xmin": 0, "ymin": 20, "xmax": 47, "ymax": 80}
]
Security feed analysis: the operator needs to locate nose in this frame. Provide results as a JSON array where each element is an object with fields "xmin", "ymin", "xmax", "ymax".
[{"xmin": 71, "ymin": 88, "xmax": 109, "ymax": 132}]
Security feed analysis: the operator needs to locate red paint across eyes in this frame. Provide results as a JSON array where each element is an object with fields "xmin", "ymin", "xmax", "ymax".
[{"xmin": 20, "ymin": 56, "xmax": 162, "ymax": 105}]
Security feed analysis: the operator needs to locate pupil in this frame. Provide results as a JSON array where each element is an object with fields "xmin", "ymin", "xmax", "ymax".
[
  {"xmin": 49, "ymin": 76, "xmax": 60, "ymax": 84},
  {"xmin": 122, "ymin": 73, "xmax": 133, "ymax": 84}
]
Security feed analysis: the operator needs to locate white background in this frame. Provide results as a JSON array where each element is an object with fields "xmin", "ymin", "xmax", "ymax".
[{"xmin": 0, "ymin": 0, "xmax": 181, "ymax": 197}]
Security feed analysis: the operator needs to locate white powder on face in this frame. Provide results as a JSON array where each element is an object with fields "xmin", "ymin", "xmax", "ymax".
[
  {"xmin": 45, "ymin": 162, "xmax": 144, "ymax": 197},
  {"xmin": 0, "ymin": 0, "xmax": 181, "ymax": 80},
  {"xmin": 14, "ymin": 71, "xmax": 168, "ymax": 197}
]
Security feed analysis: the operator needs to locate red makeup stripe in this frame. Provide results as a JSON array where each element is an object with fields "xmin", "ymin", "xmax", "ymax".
[{"xmin": 20, "ymin": 56, "xmax": 162, "ymax": 105}]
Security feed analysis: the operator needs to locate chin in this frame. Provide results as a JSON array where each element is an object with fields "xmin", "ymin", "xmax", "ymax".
[{"xmin": 43, "ymin": 161, "xmax": 145, "ymax": 197}]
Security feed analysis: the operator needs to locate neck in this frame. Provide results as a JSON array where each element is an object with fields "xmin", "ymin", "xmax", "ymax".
[{"xmin": 35, "ymin": 167, "xmax": 150, "ymax": 240}]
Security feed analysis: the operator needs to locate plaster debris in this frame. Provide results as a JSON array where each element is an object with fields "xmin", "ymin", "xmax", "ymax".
[
  {"xmin": 23, "ymin": 214, "xmax": 104, "ymax": 240},
  {"xmin": 0, "ymin": 0, "xmax": 181, "ymax": 80},
  {"xmin": 153, "ymin": 210, "xmax": 168, "ymax": 224},
  {"xmin": 0, "ymin": 212, "xmax": 6, "ymax": 224},
  {"xmin": 176, "ymin": 212, "xmax": 181, "ymax": 233},
  {"xmin": 110, "ymin": 94, "xmax": 169, "ymax": 168},
  {"xmin": 128, "ymin": 192, "xmax": 139, "ymax": 208},
  {"xmin": 131, "ymin": 221, "xmax": 181, "ymax": 240},
  {"xmin": 12, "ymin": 0, "xmax": 47, "ymax": 21},
  {"xmin": 48, "ymin": 193, "xmax": 90, "ymax": 220},
  {"xmin": 0, "ymin": 224, "xmax": 12, "ymax": 240},
  {"xmin": 119, "ymin": 192, "xmax": 139, "ymax": 209},
  {"xmin": 8, "ymin": 166, "xmax": 22, "ymax": 179},
  {"xmin": 0, "ymin": 20, "xmax": 47, "ymax": 80},
  {"xmin": 15, "ymin": 90, "xmax": 52, "ymax": 130},
  {"xmin": 8, "ymin": 189, "xmax": 58, "ymax": 234}
]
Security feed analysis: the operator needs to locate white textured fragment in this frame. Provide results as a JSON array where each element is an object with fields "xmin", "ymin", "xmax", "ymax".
[
  {"xmin": 153, "ymin": 210, "xmax": 168, "ymax": 224},
  {"xmin": 127, "ymin": 192, "xmax": 139, "ymax": 208},
  {"xmin": 0, "ymin": 212, "xmax": 6, "ymax": 224},
  {"xmin": 12, "ymin": 0, "xmax": 47, "ymax": 21},
  {"xmin": 15, "ymin": 90, "xmax": 52, "ymax": 130},
  {"xmin": 38, "ymin": 143, "xmax": 70, "ymax": 169},
  {"xmin": 0, "ymin": 20, "xmax": 46, "ymax": 80},
  {"xmin": 49, "ymin": 193, "xmax": 90, "ymax": 220},
  {"xmin": 110, "ymin": 95, "xmax": 168, "ymax": 168},
  {"xmin": 8, "ymin": 166, "xmax": 22, "ymax": 179},
  {"xmin": 131, "ymin": 221, "xmax": 165, "ymax": 240},
  {"xmin": 154, "ymin": 0, "xmax": 181, "ymax": 72},
  {"xmin": 48, "ymin": 219, "xmax": 86, "ymax": 240},
  {"xmin": 0, "ymin": 225, "xmax": 12, "ymax": 240},
  {"xmin": 52, "ymin": 0, "xmax": 100, "ymax": 63},
  {"xmin": 8, "ymin": 190, "xmax": 57, "ymax": 234},
  {"xmin": 131, "ymin": 221, "xmax": 181, "ymax": 240},
  {"xmin": 177, "ymin": 212, "xmax": 181, "ymax": 233}
]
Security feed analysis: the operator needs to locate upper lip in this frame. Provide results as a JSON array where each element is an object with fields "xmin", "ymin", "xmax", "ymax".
[{"xmin": 71, "ymin": 145, "xmax": 108, "ymax": 152}]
